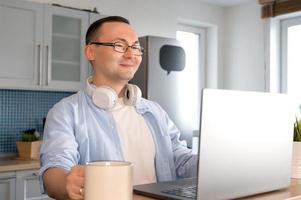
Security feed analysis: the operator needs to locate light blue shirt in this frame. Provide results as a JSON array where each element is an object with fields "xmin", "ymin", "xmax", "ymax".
[{"xmin": 39, "ymin": 90, "xmax": 197, "ymax": 183}]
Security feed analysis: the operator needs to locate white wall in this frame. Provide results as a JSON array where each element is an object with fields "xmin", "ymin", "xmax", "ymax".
[{"xmin": 222, "ymin": 1, "xmax": 265, "ymax": 91}]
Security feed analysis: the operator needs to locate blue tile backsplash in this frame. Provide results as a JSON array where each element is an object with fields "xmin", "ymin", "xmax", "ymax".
[{"xmin": 0, "ymin": 89, "xmax": 74, "ymax": 153}]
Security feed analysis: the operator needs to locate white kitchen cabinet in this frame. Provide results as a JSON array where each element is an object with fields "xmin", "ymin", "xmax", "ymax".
[
  {"xmin": 43, "ymin": 5, "xmax": 88, "ymax": 91},
  {"xmin": 16, "ymin": 169, "xmax": 53, "ymax": 200},
  {"xmin": 0, "ymin": 172, "xmax": 16, "ymax": 200},
  {"xmin": 0, "ymin": 0, "xmax": 43, "ymax": 89},
  {"xmin": 0, "ymin": 170, "xmax": 53, "ymax": 200},
  {"xmin": 0, "ymin": 0, "xmax": 89, "ymax": 91}
]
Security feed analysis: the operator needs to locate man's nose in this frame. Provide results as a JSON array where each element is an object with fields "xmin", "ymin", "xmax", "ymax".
[{"xmin": 123, "ymin": 47, "xmax": 135, "ymax": 58}]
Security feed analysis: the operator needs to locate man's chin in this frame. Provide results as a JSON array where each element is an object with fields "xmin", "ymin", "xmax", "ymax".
[
  {"xmin": 115, "ymin": 76, "xmax": 133, "ymax": 84},
  {"xmin": 122, "ymin": 72, "xmax": 136, "ymax": 81}
]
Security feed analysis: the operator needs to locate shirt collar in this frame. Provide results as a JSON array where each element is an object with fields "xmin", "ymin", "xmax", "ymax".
[{"xmin": 135, "ymin": 98, "xmax": 150, "ymax": 114}]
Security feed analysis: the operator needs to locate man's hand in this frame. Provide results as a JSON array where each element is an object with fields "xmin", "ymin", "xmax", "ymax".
[
  {"xmin": 43, "ymin": 165, "xmax": 85, "ymax": 200},
  {"xmin": 66, "ymin": 165, "xmax": 85, "ymax": 199}
]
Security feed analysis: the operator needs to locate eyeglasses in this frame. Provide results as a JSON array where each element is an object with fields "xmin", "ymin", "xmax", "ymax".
[{"xmin": 89, "ymin": 41, "xmax": 144, "ymax": 56}]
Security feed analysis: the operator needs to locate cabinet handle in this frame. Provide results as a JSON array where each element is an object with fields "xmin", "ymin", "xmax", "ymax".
[
  {"xmin": 37, "ymin": 44, "xmax": 43, "ymax": 86},
  {"xmin": 46, "ymin": 45, "xmax": 50, "ymax": 86}
]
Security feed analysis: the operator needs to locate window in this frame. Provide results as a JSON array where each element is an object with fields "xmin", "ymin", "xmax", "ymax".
[
  {"xmin": 176, "ymin": 24, "xmax": 205, "ymax": 153},
  {"xmin": 281, "ymin": 17, "xmax": 301, "ymax": 106}
]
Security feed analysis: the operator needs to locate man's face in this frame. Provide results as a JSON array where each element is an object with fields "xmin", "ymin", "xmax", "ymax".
[{"xmin": 87, "ymin": 22, "xmax": 142, "ymax": 84}]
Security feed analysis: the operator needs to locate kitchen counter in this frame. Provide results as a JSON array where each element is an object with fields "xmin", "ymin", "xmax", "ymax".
[{"xmin": 0, "ymin": 157, "xmax": 40, "ymax": 172}]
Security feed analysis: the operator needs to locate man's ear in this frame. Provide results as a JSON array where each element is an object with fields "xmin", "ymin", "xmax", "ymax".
[{"xmin": 85, "ymin": 45, "xmax": 95, "ymax": 61}]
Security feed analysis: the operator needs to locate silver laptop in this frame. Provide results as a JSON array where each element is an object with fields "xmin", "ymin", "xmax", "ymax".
[{"xmin": 134, "ymin": 89, "xmax": 295, "ymax": 200}]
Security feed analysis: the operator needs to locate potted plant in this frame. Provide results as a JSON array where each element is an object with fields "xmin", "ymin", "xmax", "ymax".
[
  {"xmin": 292, "ymin": 118, "xmax": 301, "ymax": 178},
  {"xmin": 16, "ymin": 129, "xmax": 42, "ymax": 160}
]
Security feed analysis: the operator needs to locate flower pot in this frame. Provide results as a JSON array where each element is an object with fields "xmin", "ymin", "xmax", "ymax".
[
  {"xmin": 292, "ymin": 142, "xmax": 301, "ymax": 179},
  {"xmin": 16, "ymin": 140, "xmax": 42, "ymax": 160}
]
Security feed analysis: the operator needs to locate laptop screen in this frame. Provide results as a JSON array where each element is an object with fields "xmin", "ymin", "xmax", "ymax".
[{"xmin": 197, "ymin": 89, "xmax": 295, "ymax": 199}]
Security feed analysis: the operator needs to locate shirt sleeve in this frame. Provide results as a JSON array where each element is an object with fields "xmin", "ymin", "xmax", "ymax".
[
  {"xmin": 158, "ymin": 103, "xmax": 198, "ymax": 178},
  {"xmin": 39, "ymin": 100, "xmax": 80, "ymax": 178}
]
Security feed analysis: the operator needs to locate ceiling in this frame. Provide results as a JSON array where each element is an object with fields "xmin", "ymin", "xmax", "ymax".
[{"xmin": 200, "ymin": 0, "xmax": 254, "ymax": 7}]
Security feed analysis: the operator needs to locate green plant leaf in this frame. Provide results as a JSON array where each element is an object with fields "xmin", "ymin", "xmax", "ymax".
[
  {"xmin": 21, "ymin": 129, "xmax": 40, "ymax": 142},
  {"xmin": 294, "ymin": 118, "xmax": 301, "ymax": 142}
]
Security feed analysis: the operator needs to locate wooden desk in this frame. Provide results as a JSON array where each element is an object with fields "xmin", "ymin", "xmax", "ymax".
[{"xmin": 133, "ymin": 179, "xmax": 301, "ymax": 200}]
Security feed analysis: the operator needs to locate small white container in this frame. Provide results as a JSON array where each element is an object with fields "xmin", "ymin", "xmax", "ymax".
[{"xmin": 292, "ymin": 142, "xmax": 301, "ymax": 179}]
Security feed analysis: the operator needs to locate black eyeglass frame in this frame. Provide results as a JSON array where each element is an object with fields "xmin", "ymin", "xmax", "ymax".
[{"xmin": 89, "ymin": 41, "xmax": 145, "ymax": 56}]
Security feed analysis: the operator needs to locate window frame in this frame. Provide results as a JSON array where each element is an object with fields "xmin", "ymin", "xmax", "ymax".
[
  {"xmin": 177, "ymin": 23, "xmax": 206, "ymax": 89},
  {"xmin": 280, "ymin": 16, "xmax": 301, "ymax": 93}
]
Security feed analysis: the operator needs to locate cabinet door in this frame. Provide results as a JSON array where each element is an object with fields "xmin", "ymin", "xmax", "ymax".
[
  {"xmin": 0, "ymin": 172, "xmax": 16, "ymax": 200},
  {"xmin": 0, "ymin": 0, "xmax": 43, "ymax": 89},
  {"xmin": 43, "ymin": 5, "xmax": 88, "ymax": 91},
  {"xmin": 16, "ymin": 170, "xmax": 53, "ymax": 200}
]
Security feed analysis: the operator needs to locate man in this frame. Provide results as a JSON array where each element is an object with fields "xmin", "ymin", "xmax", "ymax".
[{"xmin": 39, "ymin": 16, "xmax": 197, "ymax": 200}]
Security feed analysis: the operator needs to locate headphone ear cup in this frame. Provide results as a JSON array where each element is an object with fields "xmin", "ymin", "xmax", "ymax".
[
  {"xmin": 85, "ymin": 77, "xmax": 118, "ymax": 109},
  {"xmin": 92, "ymin": 87, "xmax": 117, "ymax": 110},
  {"xmin": 124, "ymin": 84, "xmax": 142, "ymax": 106}
]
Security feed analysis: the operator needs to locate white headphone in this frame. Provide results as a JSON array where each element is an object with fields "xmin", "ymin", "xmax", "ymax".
[{"xmin": 85, "ymin": 77, "xmax": 142, "ymax": 110}]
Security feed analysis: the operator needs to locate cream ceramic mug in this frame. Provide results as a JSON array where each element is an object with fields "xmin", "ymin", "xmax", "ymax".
[{"xmin": 84, "ymin": 161, "xmax": 133, "ymax": 200}]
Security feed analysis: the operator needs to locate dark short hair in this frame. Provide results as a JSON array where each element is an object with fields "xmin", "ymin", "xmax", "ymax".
[{"xmin": 85, "ymin": 16, "xmax": 130, "ymax": 45}]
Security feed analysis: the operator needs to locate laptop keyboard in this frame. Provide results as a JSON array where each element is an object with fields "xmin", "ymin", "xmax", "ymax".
[{"xmin": 161, "ymin": 185, "xmax": 197, "ymax": 199}]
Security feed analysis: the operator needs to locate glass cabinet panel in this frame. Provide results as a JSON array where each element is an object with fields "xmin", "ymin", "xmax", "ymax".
[{"xmin": 51, "ymin": 15, "xmax": 81, "ymax": 82}]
